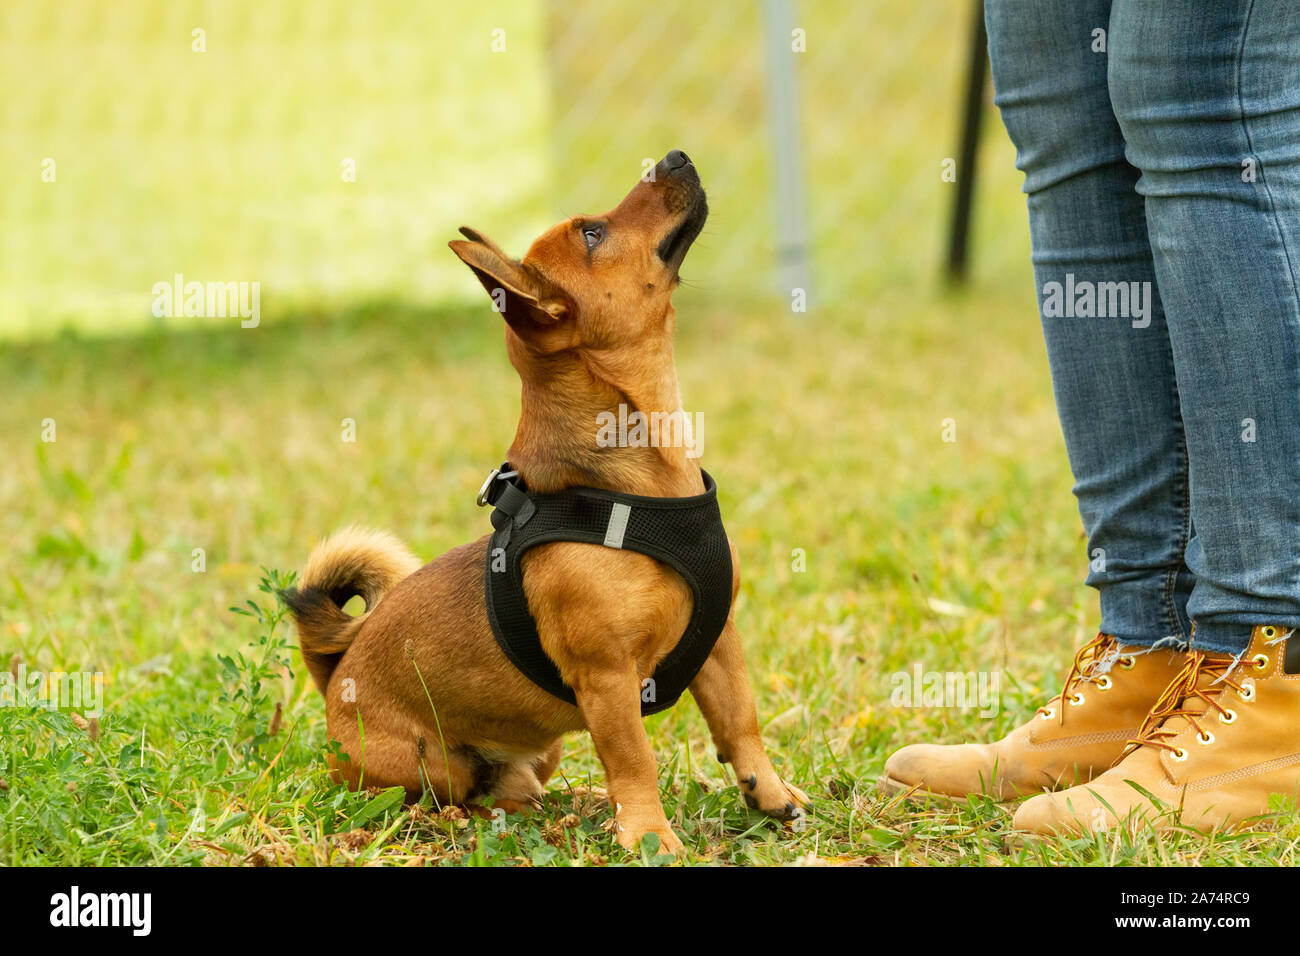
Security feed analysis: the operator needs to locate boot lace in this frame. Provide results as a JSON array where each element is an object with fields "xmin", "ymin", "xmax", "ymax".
[
  {"xmin": 1126, "ymin": 651, "xmax": 1245, "ymax": 758},
  {"xmin": 1036, "ymin": 633, "xmax": 1128, "ymax": 726},
  {"xmin": 1127, "ymin": 627, "xmax": 1292, "ymax": 758}
]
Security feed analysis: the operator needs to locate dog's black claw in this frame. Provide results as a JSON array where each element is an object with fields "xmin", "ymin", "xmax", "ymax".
[
  {"xmin": 759, "ymin": 801, "xmax": 802, "ymax": 822},
  {"xmin": 746, "ymin": 774, "xmax": 757, "ymax": 791},
  {"xmin": 743, "ymin": 794, "xmax": 758, "ymax": 809}
]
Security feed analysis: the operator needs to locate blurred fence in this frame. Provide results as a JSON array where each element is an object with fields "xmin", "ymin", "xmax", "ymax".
[
  {"xmin": 0, "ymin": 0, "xmax": 555, "ymax": 338},
  {"xmin": 541, "ymin": 0, "xmax": 1018, "ymax": 310},
  {"xmin": 0, "ymin": 1, "xmax": 1026, "ymax": 339}
]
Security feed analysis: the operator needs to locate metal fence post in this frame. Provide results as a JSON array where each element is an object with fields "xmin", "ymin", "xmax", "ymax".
[
  {"xmin": 945, "ymin": 0, "xmax": 989, "ymax": 284},
  {"xmin": 761, "ymin": 0, "xmax": 812, "ymax": 305}
]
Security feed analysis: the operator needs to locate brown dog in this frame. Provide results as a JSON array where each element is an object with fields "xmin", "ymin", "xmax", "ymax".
[{"xmin": 283, "ymin": 150, "xmax": 807, "ymax": 854}]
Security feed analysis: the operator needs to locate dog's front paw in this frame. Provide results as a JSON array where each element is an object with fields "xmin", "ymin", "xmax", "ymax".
[
  {"xmin": 739, "ymin": 770, "xmax": 811, "ymax": 822},
  {"xmin": 610, "ymin": 803, "xmax": 685, "ymax": 856}
]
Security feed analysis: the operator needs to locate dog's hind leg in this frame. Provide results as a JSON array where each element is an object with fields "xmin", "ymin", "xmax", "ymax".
[
  {"xmin": 458, "ymin": 747, "xmax": 554, "ymax": 815},
  {"xmin": 329, "ymin": 722, "xmax": 478, "ymax": 808},
  {"xmin": 490, "ymin": 761, "xmax": 547, "ymax": 813},
  {"xmin": 533, "ymin": 739, "xmax": 563, "ymax": 787}
]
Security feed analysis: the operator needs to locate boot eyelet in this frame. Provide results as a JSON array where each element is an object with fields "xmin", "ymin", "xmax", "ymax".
[
  {"xmin": 1171, "ymin": 748, "xmax": 1188, "ymax": 762},
  {"xmin": 1068, "ymin": 693, "xmax": 1084, "ymax": 706},
  {"xmin": 1220, "ymin": 709, "xmax": 1238, "ymax": 724},
  {"xmin": 1097, "ymin": 676, "xmax": 1113, "ymax": 690},
  {"xmin": 1197, "ymin": 731, "xmax": 1215, "ymax": 745},
  {"xmin": 1239, "ymin": 681, "xmax": 1256, "ymax": 702},
  {"xmin": 1039, "ymin": 707, "xmax": 1056, "ymax": 721},
  {"xmin": 1119, "ymin": 656, "xmax": 1135, "ymax": 669},
  {"xmin": 1262, "ymin": 626, "xmax": 1277, "ymax": 639},
  {"xmin": 1252, "ymin": 653, "xmax": 1269, "ymax": 670}
]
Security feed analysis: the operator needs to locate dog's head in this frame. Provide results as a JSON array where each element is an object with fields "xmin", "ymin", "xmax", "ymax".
[{"xmin": 449, "ymin": 150, "xmax": 707, "ymax": 360}]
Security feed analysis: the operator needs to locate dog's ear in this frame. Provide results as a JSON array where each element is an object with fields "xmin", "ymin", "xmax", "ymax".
[{"xmin": 449, "ymin": 227, "xmax": 576, "ymax": 352}]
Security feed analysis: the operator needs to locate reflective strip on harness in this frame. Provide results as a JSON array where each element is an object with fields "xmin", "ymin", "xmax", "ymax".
[
  {"xmin": 483, "ymin": 465, "xmax": 733, "ymax": 716},
  {"xmin": 603, "ymin": 502, "xmax": 631, "ymax": 549}
]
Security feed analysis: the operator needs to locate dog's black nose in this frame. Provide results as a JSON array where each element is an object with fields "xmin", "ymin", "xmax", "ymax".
[{"xmin": 664, "ymin": 149, "xmax": 691, "ymax": 170}]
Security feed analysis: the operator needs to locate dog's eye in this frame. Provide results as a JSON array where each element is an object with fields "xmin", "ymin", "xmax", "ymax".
[{"xmin": 581, "ymin": 224, "xmax": 605, "ymax": 250}]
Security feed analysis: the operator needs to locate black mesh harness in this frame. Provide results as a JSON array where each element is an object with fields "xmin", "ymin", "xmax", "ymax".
[{"xmin": 478, "ymin": 463, "xmax": 733, "ymax": 716}]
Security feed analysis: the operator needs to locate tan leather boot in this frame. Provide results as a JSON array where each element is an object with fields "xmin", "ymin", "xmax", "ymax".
[
  {"xmin": 1014, "ymin": 625, "xmax": 1300, "ymax": 835},
  {"xmin": 881, "ymin": 633, "xmax": 1186, "ymax": 800}
]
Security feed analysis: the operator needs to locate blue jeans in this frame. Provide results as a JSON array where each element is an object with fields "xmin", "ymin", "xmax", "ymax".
[{"xmin": 985, "ymin": 0, "xmax": 1300, "ymax": 654}]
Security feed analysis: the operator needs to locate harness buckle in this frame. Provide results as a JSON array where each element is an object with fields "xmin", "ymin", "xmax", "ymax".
[
  {"xmin": 476, "ymin": 468, "xmax": 500, "ymax": 507},
  {"xmin": 476, "ymin": 465, "xmax": 519, "ymax": 507}
]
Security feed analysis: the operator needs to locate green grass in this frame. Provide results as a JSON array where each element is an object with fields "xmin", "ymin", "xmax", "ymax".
[{"xmin": 5, "ymin": 289, "xmax": 1300, "ymax": 866}]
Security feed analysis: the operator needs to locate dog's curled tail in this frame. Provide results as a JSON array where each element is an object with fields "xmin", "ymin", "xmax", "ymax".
[{"xmin": 280, "ymin": 525, "xmax": 421, "ymax": 694}]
